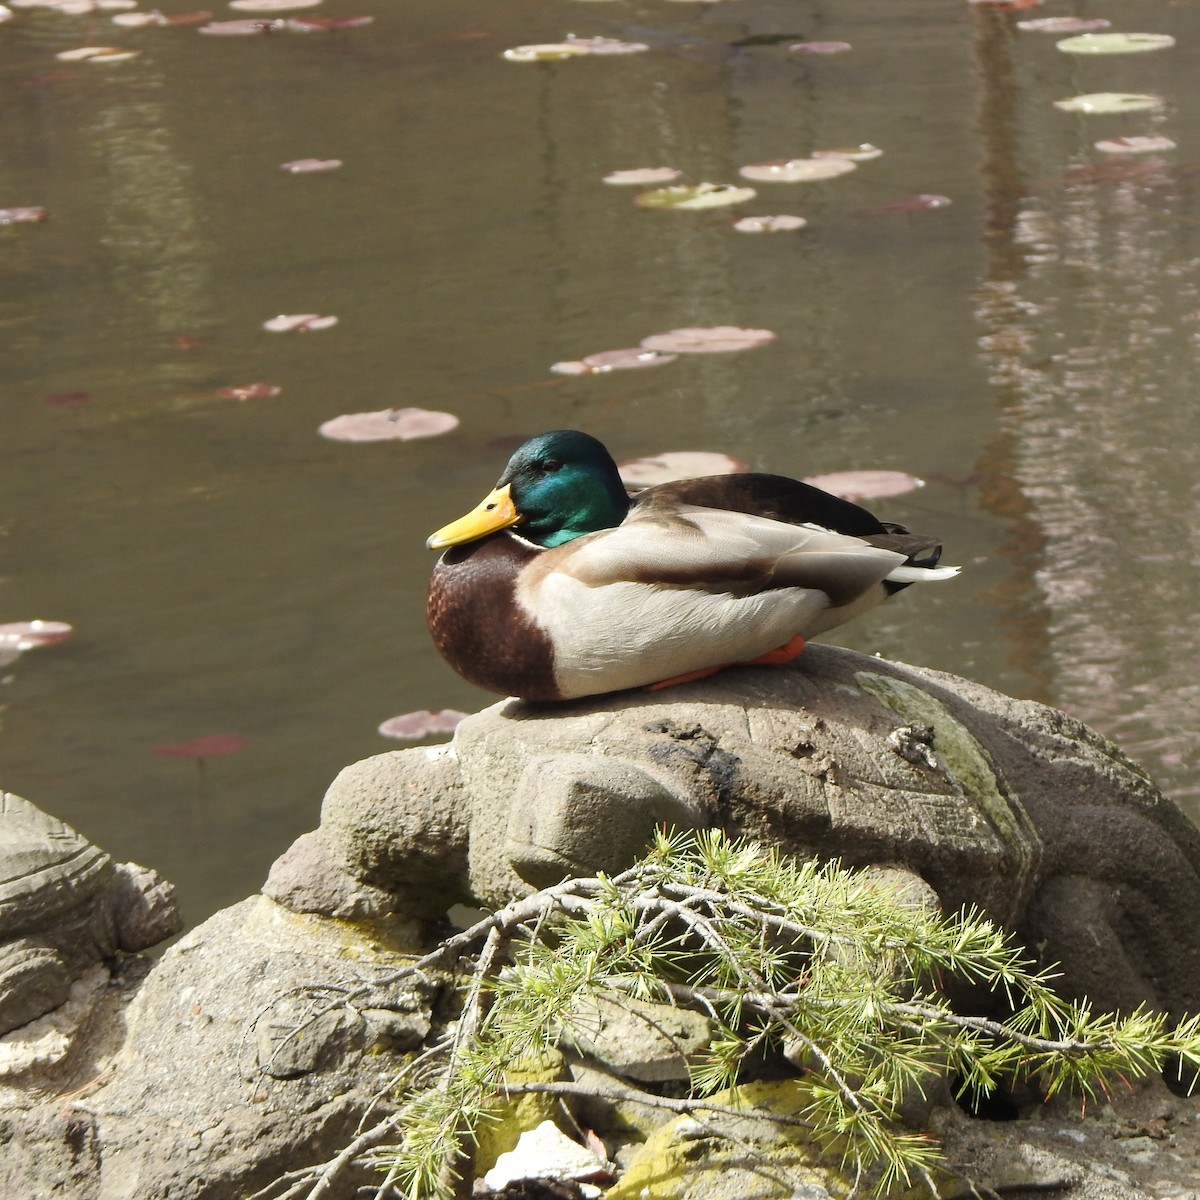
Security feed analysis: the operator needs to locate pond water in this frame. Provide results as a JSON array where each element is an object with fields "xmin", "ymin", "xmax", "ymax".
[{"xmin": 3, "ymin": 0, "xmax": 1199, "ymax": 926}]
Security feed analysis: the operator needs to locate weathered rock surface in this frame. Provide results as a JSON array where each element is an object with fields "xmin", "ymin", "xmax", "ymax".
[
  {"xmin": 6, "ymin": 646, "xmax": 1200, "ymax": 1199},
  {"xmin": 274, "ymin": 646, "xmax": 1200, "ymax": 1021}
]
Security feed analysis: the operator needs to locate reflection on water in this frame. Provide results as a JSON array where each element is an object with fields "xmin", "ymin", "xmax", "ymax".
[
  {"xmin": 3, "ymin": 0, "xmax": 1200, "ymax": 924},
  {"xmin": 971, "ymin": 6, "xmax": 1200, "ymax": 803}
]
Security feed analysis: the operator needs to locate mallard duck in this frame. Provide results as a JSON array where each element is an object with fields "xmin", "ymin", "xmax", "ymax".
[{"xmin": 426, "ymin": 430, "xmax": 958, "ymax": 702}]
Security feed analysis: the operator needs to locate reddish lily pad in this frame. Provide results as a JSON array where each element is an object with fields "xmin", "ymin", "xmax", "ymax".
[
  {"xmin": 0, "ymin": 207, "xmax": 49, "ymax": 224},
  {"xmin": 618, "ymin": 451, "xmax": 747, "ymax": 486},
  {"xmin": 378, "ymin": 710, "xmax": 468, "ymax": 739},
  {"xmin": 1017, "ymin": 17, "xmax": 1110, "ymax": 32},
  {"xmin": 280, "ymin": 158, "xmax": 343, "ymax": 173},
  {"xmin": 318, "ymin": 407, "xmax": 459, "ymax": 442},
  {"xmin": 802, "ymin": 469, "xmax": 925, "ymax": 501},
  {"xmin": 640, "ymin": 326, "xmax": 776, "ymax": 354},
  {"xmin": 0, "ymin": 621, "xmax": 74, "ymax": 651},
  {"xmin": 1094, "ymin": 136, "xmax": 1176, "ymax": 155},
  {"xmin": 733, "ymin": 214, "xmax": 807, "ymax": 233},
  {"xmin": 229, "ymin": 0, "xmax": 319, "ymax": 9},
  {"xmin": 153, "ymin": 733, "xmax": 246, "ymax": 758},
  {"xmin": 552, "ymin": 348, "xmax": 678, "ymax": 374},
  {"xmin": 45, "ymin": 390, "xmax": 92, "ymax": 406},
  {"xmin": 603, "ymin": 167, "xmax": 682, "ymax": 185}
]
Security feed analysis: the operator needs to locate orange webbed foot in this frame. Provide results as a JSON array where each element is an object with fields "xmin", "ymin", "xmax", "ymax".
[{"xmin": 745, "ymin": 634, "xmax": 806, "ymax": 666}]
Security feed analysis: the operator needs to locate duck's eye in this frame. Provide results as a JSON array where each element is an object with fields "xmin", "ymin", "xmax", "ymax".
[{"xmin": 541, "ymin": 459, "xmax": 563, "ymax": 473}]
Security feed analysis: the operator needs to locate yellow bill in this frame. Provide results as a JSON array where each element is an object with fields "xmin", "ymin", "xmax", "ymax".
[{"xmin": 426, "ymin": 484, "xmax": 522, "ymax": 550}]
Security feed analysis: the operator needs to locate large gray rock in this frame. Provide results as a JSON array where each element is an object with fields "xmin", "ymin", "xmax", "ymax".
[{"xmin": 271, "ymin": 645, "xmax": 1200, "ymax": 1020}]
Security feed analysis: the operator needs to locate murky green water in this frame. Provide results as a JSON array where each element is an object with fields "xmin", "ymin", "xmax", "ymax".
[{"xmin": 3, "ymin": 0, "xmax": 1199, "ymax": 925}]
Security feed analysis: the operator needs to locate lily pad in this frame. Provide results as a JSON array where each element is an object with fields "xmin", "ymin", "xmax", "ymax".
[
  {"xmin": 153, "ymin": 733, "xmax": 246, "ymax": 759},
  {"xmin": 551, "ymin": 348, "xmax": 678, "ymax": 374},
  {"xmin": 733, "ymin": 214, "xmax": 807, "ymax": 233},
  {"xmin": 802, "ymin": 469, "xmax": 924, "ymax": 501},
  {"xmin": 0, "ymin": 206, "xmax": 49, "ymax": 223},
  {"xmin": 1094, "ymin": 136, "xmax": 1176, "ymax": 155},
  {"xmin": 603, "ymin": 167, "xmax": 682, "ymax": 185},
  {"xmin": 640, "ymin": 326, "xmax": 776, "ymax": 354},
  {"xmin": 111, "ymin": 11, "xmax": 167, "ymax": 25},
  {"xmin": 263, "ymin": 312, "xmax": 337, "ymax": 331},
  {"xmin": 1056, "ymin": 32, "xmax": 1175, "ymax": 55},
  {"xmin": 280, "ymin": 158, "xmax": 343, "ymax": 173},
  {"xmin": 318, "ymin": 407, "xmax": 459, "ymax": 442},
  {"xmin": 216, "ymin": 383, "xmax": 281, "ymax": 400},
  {"xmin": 814, "ymin": 144, "xmax": 882, "ymax": 162},
  {"xmin": 1017, "ymin": 17, "xmax": 1110, "ymax": 32},
  {"xmin": 286, "ymin": 15, "xmax": 373, "ymax": 29},
  {"xmin": 199, "ymin": 18, "xmax": 281, "ymax": 33},
  {"xmin": 502, "ymin": 42, "xmax": 592, "ymax": 62},
  {"xmin": 1054, "ymin": 93, "xmax": 1163, "ymax": 115},
  {"xmin": 55, "ymin": 45, "xmax": 140, "ymax": 61},
  {"xmin": 378, "ymin": 710, "xmax": 467, "ymax": 739},
  {"xmin": 618, "ymin": 451, "xmax": 747, "ymax": 486},
  {"xmin": 0, "ymin": 621, "xmax": 74, "ymax": 651},
  {"xmin": 738, "ymin": 158, "xmax": 856, "ymax": 183},
  {"xmin": 565, "ymin": 35, "xmax": 649, "ymax": 55},
  {"xmin": 788, "ymin": 41, "xmax": 851, "ymax": 54},
  {"xmin": 229, "ymin": 0, "xmax": 319, "ymax": 9},
  {"xmin": 635, "ymin": 183, "xmax": 756, "ymax": 210}
]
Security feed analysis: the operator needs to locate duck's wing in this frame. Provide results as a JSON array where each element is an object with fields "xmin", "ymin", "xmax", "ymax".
[{"xmin": 544, "ymin": 504, "xmax": 907, "ymax": 605}]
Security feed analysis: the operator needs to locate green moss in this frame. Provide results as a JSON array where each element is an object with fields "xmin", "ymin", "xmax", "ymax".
[
  {"xmin": 854, "ymin": 672, "xmax": 1038, "ymax": 859},
  {"xmin": 473, "ymin": 1051, "xmax": 568, "ymax": 1172}
]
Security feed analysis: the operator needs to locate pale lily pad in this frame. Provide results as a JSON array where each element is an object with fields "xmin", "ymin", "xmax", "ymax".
[
  {"xmin": 788, "ymin": 41, "xmax": 851, "ymax": 54},
  {"xmin": 814, "ymin": 144, "xmax": 882, "ymax": 162},
  {"xmin": 619, "ymin": 451, "xmax": 747, "ymax": 486},
  {"xmin": 502, "ymin": 42, "xmax": 592, "ymax": 62},
  {"xmin": 281, "ymin": 158, "xmax": 343, "ymax": 173},
  {"xmin": 635, "ymin": 183, "xmax": 756, "ymax": 210},
  {"xmin": 565, "ymin": 35, "xmax": 649, "ymax": 55},
  {"xmin": 199, "ymin": 18, "xmax": 281, "ymax": 32},
  {"xmin": 1095, "ymin": 136, "xmax": 1176, "ymax": 155},
  {"xmin": 55, "ymin": 45, "xmax": 140, "ymax": 60},
  {"xmin": 111, "ymin": 10, "xmax": 167, "ymax": 24},
  {"xmin": 640, "ymin": 326, "xmax": 776, "ymax": 354},
  {"xmin": 1054, "ymin": 93, "xmax": 1163, "ymax": 114},
  {"xmin": 263, "ymin": 312, "xmax": 337, "ymax": 331},
  {"xmin": 378, "ymin": 710, "xmax": 467, "ymax": 739},
  {"xmin": 1018, "ymin": 16, "xmax": 1110, "ymax": 32},
  {"xmin": 318, "ymin": 407, "xmax": 458, "ymax": 442},
  {"xmin": 733, "ymin": 214, "xmax": 807, "ymax": 233},
  {"xmin": 0, "ymin": 207, "xmax": 49, "ymax": 223},
  {"xmin": 1057, "ymin": 32, "xmax": 1175, "ymax": 55},
  {"xmin": 0, "ymin": 5, "xmax": 14, "ymax": 17},
  {"xmin": 0, "ymin": 621, "xmax": 74, "ymax": 651},
  {"xmin": 216, "ymin": 383, "xmax": 281, "ymax": 400},
  {"xmin": 802, "ymin": 470, "xmax": 924, "ymax": 501},
  {"xmin": 738, "ymin": 158, "xmax": 856, "ymax": 183},
  {"xmin": 603, "ymin": 167, "xmax": 682, "ymax": 185},
  {"xmin": 551, "ymin": 348, "xmax": 678, "ymax": 374},
  {"xmin": 229, "ymin": 0, "xmax": 319, "ymax": 9}
]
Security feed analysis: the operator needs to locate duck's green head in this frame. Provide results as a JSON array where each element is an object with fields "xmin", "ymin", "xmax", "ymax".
[{"xmin": 426, "ymin": 430, "xmax": 631, "ymax": 550}]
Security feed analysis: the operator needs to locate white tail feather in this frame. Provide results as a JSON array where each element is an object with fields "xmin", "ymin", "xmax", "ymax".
[{"xmin": 886, "ymin": 564, "xmax": 961, "ymax": 584}]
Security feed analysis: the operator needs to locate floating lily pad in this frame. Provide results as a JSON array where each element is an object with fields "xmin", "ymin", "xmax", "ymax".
[
  {"xmin": 502, "ymin": 42, "xmax": 592, "ymax": 61},
  {"xmin": 229, "ymin": 0, "xmax": 319, "ymax": 9},
  {"xmin": 565, "ymin": 35, "xmax": 649, "ymax": 55},
  {"xmin": 378, "ymin": 710, "xmax": 467, "ymax": 739},
  {"xmin": 1094, "ymin": 136, "xmax": 1176, "ymax": 155},
  {"xmin": 551, "ymin": 348, "xmax": 678, "ymax": 374},
  {"xmin": 216, "ymin": 383, "xmax": 281, "ymax": 400},
  {"xmin": 967, "ymin": 0, "xmax": 1042, "ymax": 8},
  {"xmin": 111, "ymin": 11, "xmax": 168, "ymax": 24},
  {"xmin": 635, "ymin": 183, "xmax": 756, "ymax": 210},
  {"xmin": 55, "ymin": 45, "xmax": 140, "ymax": 61},
  {"xmin": 0, "ymin": 6, "xmax": 12, "ymax": 20},
  {"xmin": 733, "ymin": 214, "xmax": 807, "ymax": 233},
  {"xmin": 640, "ymin": 326, "xmax": 776, "ymax": 354},
  {"xmin": 738, "ymin": 158, "xmax": 856, "ymax": 183},
  {"xmin": 153, "ymin": 733, "xmax": 246, "ymax": 759},
  {"xmin": 45, "ymin": 391, "xmax": 92, "ymax": 406},
  {"xmin": 318, "ymin": 407, "xmax": 459, "ymax": 442},
  {"xmin": 603, "ymin": 167, "xmax": 682, "ymax": 185},
  {"xmin": 0, "ymin": 206, "xmax": 49, "ymax": 223},
  {"xmin": 802, "ymin": 470, "xmax": 924, "ymax": 501},
  {"xmin": 619, "ymin": 451, "xmax": 747, "ymax": 486},
  {"xmin": 1057, "ymin": 32, "xmax": 1175, "ymax": 55},
  {"xmin": 1054, "ymin": 93, "xmax": 1163, "ymax": 114},
  {"xmin": 1017, "ymin": 16, "xmax": 1110, "ymax": 32},
  {"xmin": 263, "ymin": 312, "xmax": 337, "ymax": 331},
  {"xmin": 280, "ymin": 158, "xmax": 343, "ymax": 173},
  {"xmin": 0, "ymin": 621, "xmax": 74, "ymax": 651},
  {"xmin": 199, "ymin": 17, "xmax": 281, "ymax": 33},
  {"xmin": 814, "ymin": 144, "xmax": 882, "ymax": 162},
  {"xmin": 286, "ymin": 15, "xmax": 373, "ymax": 29},
  {"xmin": 788, "ymin": 41, "xmax": 851, "ymax": 54}
]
